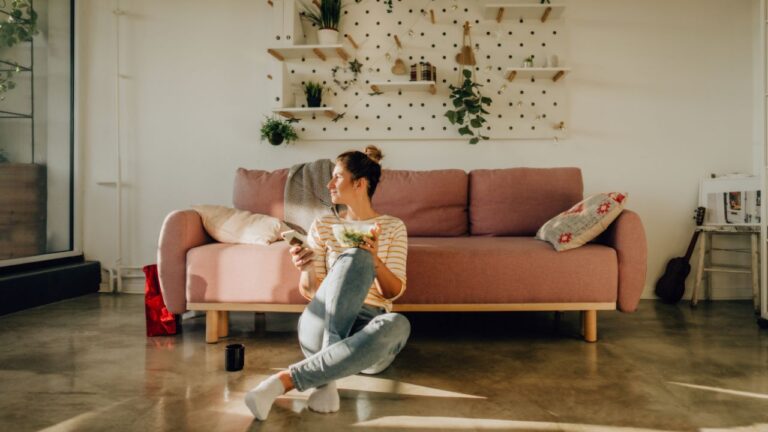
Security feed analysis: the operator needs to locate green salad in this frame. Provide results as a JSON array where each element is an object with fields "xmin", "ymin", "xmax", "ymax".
[
  {"xmin": 342, "ymin": 229, "xmax": 372, "ymax": 247},
  {"xmin": 334, "ymin": 224, "xmax": 374, "ymax": 248}
]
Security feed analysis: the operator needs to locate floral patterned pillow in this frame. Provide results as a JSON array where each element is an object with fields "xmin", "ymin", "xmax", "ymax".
[{"xmin": 536, "ymin": 192, "xmax": 627, "ymax": 252}]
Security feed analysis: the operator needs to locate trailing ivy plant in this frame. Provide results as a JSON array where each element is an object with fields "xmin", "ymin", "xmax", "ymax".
[
  {"xmin": 444, "ymin": 68, "xmax": 492, "ymax": 145},
  {"xmin": 0, "ymin": 0, "xmax": 38, "ymax": 99}
]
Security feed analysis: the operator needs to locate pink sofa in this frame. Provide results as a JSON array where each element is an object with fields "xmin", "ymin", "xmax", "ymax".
[{"xmin": 158, "ymin": 167, "xmax": 647, "ymax": 343}]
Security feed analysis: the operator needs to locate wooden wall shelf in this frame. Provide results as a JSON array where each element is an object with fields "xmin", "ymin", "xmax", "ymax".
[
  {"xmin": 369, "ymin": 81, "xmax": 437, "ymax": 95},
  {"xmin": 267, "ymin": 44, "xmax": 350, "ymax": 62},
  {"xmin": 273, "ymin": 107, "xmax": 337, "ymax": 119},
  {"xmin": 505, "ymin": 67, "xmax": 571, "ymax": 82}
]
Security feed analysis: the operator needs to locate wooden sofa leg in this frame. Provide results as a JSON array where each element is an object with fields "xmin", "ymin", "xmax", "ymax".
[
  {"xmin": 218, "ymin": 311, "xmax": 229, "ymax": 338},
  {"xmin": 583, "ymin": 310, "xmax": 597, "ymax": 343},
  {"xmin": 206, "ymin": 311, "xmax": 219, "ymax": 344}
]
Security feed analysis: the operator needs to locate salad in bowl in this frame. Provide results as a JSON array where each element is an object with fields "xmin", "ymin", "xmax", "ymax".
[{"xmin": 332, "ymin": 222, "xmax": 376, "ymax": 248}]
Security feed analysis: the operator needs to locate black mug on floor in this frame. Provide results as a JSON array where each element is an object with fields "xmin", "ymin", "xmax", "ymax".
[{"xmin": 225, "ymin": 344, "xmax": 245, "ymax": 371}]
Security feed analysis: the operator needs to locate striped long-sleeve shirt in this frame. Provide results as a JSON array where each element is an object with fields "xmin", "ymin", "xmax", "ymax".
[{"xmin": 301, "ymin": 214, "xmax": 408, "ymax": 312}]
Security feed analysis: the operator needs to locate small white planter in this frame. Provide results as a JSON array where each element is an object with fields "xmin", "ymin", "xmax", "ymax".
[{"xmin": 317, "ymin": 29, "xmax": 339, "ymax": 45}]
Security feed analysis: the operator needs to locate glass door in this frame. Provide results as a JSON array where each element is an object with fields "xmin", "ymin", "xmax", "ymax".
[{"xmin": 0, "ymin": 0, "xmax": 75, "ymax": 264}]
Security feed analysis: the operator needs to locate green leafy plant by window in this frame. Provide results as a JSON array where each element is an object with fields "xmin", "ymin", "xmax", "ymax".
[
  {"xmin": 304, "ymin": 81, "xmax": 324, "ymax": 107},
  {"xmin": 301, "ymin": 0, "xmax": 342, "ymax": 30},
  {"xmin": 444, "ymin": 68, "xmax": 492, "ymax": 145},
  {"xmin": 0, "ymin": 0, "xmax": 38, "ymax": 46},
  {"xmin": 260, "ymin": 117, "xmax": 299, "ymax": 146},
  {"xmin": 0, "ymin": 0, "xmax": 38, "ymax": 98}
]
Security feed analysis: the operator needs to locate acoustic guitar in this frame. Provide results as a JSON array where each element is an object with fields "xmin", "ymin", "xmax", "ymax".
[{"xmin": 654, "ymin": 207, "xmax": 706, "ymax": 303}]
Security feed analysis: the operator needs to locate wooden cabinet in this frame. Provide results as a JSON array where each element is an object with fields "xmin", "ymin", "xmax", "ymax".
[{"xmin": 0, "ymin": 163, "xmax": 46, "ymax": 259}]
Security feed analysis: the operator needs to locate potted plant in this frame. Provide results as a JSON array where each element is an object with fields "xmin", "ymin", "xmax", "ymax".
[
  {"xmin": 444, "ymin": 68, "xmax": 492, "ymax": 145},
  {"xmin": 304, "ymin": 81, "xmax": 323, "ymax": 107},
  {"xmin": 301, "ymin": 0, "xmax": 342, "ymax": 45},
  {"xmin": 0, "ymin": 148, "xmax": 8, "ymax": 163},
  {"xmin": 260, "ymin": 116, "xmax": 299, "ymax": 146},
  {"xmin": 522, "ymin": 55, "xmax": 535, "ymax": 68}
]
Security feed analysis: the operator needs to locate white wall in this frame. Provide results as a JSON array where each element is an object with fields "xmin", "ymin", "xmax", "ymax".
[{"xmin": 78, "ymin": 0, "xmax": 759, "ymax": 299}]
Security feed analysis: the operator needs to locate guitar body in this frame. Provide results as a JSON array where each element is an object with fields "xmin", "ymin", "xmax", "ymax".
[
  {"xmin": 654, "ymin": 257, "xmax": 691, "ymax": 303},
  {"xmin": 654, "ymin": 207, "xmax": 706, "ymax": 304}
]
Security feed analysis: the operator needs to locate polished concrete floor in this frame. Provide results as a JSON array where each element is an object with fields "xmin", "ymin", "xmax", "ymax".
[{"xmin": 0, "ymin": 294, "xmax": 767, "ymax": 431}]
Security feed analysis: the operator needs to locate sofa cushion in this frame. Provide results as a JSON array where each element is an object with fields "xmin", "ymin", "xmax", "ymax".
[
  {"xmin": 233, "ymin": 168, "xmax": 288, "ymax": 219},
  {"xmin": 398, "ymin": 237, "xmax": 617, "ymax": 304},
  {"xmin": 537, "ymin": 192, "xmax": 628, "ymax": 251},
  {"xmin": 373, "ymin": 169, "xmax": 468, "ymax": 236},
  {"xmin": 469, "ymin": 168, "xmax": 583, "ymax": 236},
  {"xmin": 192, "ymin": 205, "xmax": 290, "ymax": 245},
  {"xmin": 186, "ymin": 242, "xmax": 306, "ymax": 304}
]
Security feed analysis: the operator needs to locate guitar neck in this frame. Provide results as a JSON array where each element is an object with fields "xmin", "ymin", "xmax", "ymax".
[{"xmin": 683, "ymin": 230, "xmax": 701, "ymax": 261}]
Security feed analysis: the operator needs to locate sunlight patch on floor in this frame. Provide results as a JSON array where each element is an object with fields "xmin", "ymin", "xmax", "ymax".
[
  {"xmin": 352, "ymin": 416, "xmax": 672, "ymax": 431},
  {"xmin": 668, "ymin": 382, "xmax": 768, "ymax": 400}
]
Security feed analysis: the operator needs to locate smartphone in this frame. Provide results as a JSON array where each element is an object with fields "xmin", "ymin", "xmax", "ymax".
[{"xmin": 281, "ymin": 230, "xmax": 307, "ymax": 247}]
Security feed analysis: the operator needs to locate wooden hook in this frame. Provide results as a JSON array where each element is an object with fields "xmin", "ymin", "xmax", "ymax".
[
  {"xmin": 345, "ymin": 34, "xmax": 359, "ymax": 49},
  {"xmin": 267, "ymin": 0, "xmax": 273, "ymax": 6},
  {"xmin": 267, "ymin": 74, "xmax": 273, "ymax": 80},
  {"xmin": 506, "ymin": 70, "xmax": 517, "ymax": 81},
  {"xmin": 430, "ymin": 9, "xmax": 435, "ymax": 24},
  {"xmin": 267, "ymin": 49, "xmax": 285, "ymax": 61},
  {"xmin": 552, "ymin": 70, "xmax": 565, "ymax": 82},
  {"xmin": 394, "ymin": 34, "xmax": 402, "ymax": 49},
  {"xmin": 463, "ymin": 21, "xmax": 471, "ymax": 36},
  {"xmin": 541, "ymin": 6, "xmax": 552, "ymax": 23},
  {"xmin": 496, "ymin": 7, "xmax": 505, "ymax": 23}
]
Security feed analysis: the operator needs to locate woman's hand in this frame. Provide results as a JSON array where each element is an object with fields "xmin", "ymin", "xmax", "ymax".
[
  {"xmin": 290, "ymin": 246, "xmax": 314, "ymax": 271},
  {"xmin": 358, "ymin": 223, "xmax": 381, "ymax": 257}
]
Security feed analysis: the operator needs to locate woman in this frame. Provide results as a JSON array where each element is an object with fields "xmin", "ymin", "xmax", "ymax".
[{"xmin": 245, "ymin": 145, "xmax": 411, "ymax": 421}]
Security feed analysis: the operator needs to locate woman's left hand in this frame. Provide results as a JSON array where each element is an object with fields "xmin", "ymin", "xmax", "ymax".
[{"xmin": 358, "ymin": 222, "xmax": 381, "ymax": 257}]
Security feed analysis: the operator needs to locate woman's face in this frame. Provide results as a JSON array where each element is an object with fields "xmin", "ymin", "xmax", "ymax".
[{"xmin": 328, "ymin": 162, "xmax": 365, "ymax": 204}]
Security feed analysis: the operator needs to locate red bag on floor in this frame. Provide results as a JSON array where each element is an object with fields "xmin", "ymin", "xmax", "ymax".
[{"xmin": 143, "ymin": 264, "xmax": 178, "ymax": 336}]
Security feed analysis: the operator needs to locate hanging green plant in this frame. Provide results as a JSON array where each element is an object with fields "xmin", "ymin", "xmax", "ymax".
[
  {"xmin": 260, "ymin": 117, "xmax": 300, "ymax": 146},
  {"xmin": 444, "ymin": 68, "xmax": 492, "ymax": 145},
  {"xmin": 0, "ymin": 0, "xmax": 38, "ymax": 48}
]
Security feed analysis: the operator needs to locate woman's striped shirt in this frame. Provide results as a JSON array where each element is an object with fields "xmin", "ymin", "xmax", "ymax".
[{"xmin": 302, "ymin": 214, "xmax": 408, "ymax": 312}]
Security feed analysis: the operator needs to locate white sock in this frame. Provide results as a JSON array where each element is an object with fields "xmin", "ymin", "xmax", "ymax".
[
  {"xmin": 307, "ymin": 380, "xmax": 340, "ymax": 413},
  {"xmin": 244, "ymin": 374, "xmax": 285, "ymax": 421}
]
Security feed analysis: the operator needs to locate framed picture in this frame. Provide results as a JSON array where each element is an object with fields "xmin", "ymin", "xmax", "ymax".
[{"xmin": 698, "ymin": 175, "xmax": 761, "ymax": 226}]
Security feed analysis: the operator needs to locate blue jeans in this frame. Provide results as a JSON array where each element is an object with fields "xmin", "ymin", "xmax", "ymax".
[{"xmin": 289, "ymin": 248, "xmax": 411, "ymax": 392}]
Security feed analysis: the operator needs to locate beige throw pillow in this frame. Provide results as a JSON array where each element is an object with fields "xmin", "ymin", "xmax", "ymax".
[
  {"xmin": 536, "ymin": 192, "xmax": 627, "ymax": 252},
  {"xmin": 192, "ymin": 205, "xmax": 289, "ymax": 245}
]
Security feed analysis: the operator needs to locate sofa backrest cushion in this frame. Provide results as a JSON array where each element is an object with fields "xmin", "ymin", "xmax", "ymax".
[
  {"xmin": 373, "ymin": 169, "xmax": 468, "ymax": 236},
  {"xmin": 469, "ymin": 167, "xmax": 583, "ymax": 236},
  {"xmin": 233, "ymin": 168, "xmax": 288, "ymax": 219}
]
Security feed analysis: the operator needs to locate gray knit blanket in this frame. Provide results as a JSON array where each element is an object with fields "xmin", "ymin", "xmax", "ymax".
[{"xmin": 284, "ymin": 159, "xmax": 342, "ymax": 234}]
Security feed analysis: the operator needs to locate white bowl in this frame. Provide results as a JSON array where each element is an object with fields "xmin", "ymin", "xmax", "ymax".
[{"xmin": 332, "ymin": 223, "xmax": 375, "ymax": 248}]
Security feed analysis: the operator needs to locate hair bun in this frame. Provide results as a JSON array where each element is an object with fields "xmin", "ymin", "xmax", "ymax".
[{"xmin": 364, "ymin": 145, "xmax": 384, "ymax": 164}]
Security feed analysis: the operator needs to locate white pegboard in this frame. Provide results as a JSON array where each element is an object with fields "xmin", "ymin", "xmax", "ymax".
[{"xmin": 268, "ymin": 0, "xmax": 570, "ymax": 141}]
